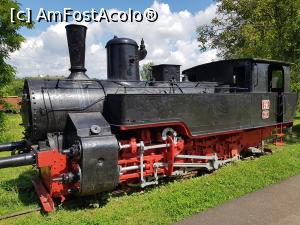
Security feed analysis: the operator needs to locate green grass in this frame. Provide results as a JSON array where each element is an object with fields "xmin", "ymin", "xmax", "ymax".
[
  {"xmin": 1, "ymin": 114, "xmax": 300, "ymax": 224},
  {"xmin": 0, "ymin": 113, "xmax": 23, "ymax": 143}
]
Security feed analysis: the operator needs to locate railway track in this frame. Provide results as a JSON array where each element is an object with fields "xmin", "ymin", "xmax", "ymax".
[{"xmin": 0, "ymin": 207, "xmax": 41, "ymax": 220}]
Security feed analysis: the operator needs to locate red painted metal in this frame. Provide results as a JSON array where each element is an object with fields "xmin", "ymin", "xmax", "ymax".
[
  {"xmin": 115, "ymin": 121, "xmax": 293, "ymax": 139},
  {"xmin": 34, "ymin": 149, "xmax": 80, "ymax": 212},
  {"xmin": 274, "ymin": 124, "xmax": 285, "ymax": 146},
  {"xmin": 167, "ymin": 136, "xmax": 176, "ymax": 176},
  {"xmin": 32, "ymin": 122, "xmax": 292, "ymax": 211},
  {"xmin": 116, "ymin": 124, "xmax": 285, "ymax": 184},
  {"xmin": 31, "ymin": 176, "xmax": 55, "ymax": 213},
  {"xmin": 37, "ymin": 149, "xmax": 69, "ymax": 198}
]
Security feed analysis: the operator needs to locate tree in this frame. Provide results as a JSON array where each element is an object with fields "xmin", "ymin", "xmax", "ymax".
[
  {"xmin": 197, "ymin": 0, "xmax": 300, "ymax": 90},
  {"xmin": 0, "ymin": 0, "xmax": 33, "ymax": 90},
  {"xmin": 1, "ymin": 78, "xmax": 24, "ymax": 96},
  {"xmin": 140, "ymin": 62, "xmax": 154, "ymax": 81},
  {"xmin": 0, "ymin": 0, "xmax": 33, "ymax": 130}
]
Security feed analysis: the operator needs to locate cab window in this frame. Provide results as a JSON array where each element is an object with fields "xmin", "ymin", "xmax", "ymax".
[
  {"xmin": 233, "ymin": 66, "xmax": 247, "ymax": 90},
  {"xmin": 269, "ymin": 65, "xmax": 284, "ymax": 92}
]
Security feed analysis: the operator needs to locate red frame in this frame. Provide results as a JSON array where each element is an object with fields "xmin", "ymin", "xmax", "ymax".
[{"xmin": 32, "ymin": 122, "xmax": 291, "ymax": 212}]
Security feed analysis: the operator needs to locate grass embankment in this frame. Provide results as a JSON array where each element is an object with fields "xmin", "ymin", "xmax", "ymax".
[{"xmin": 0, "ymin": 114, "xmax": 300, "ymax": 225}]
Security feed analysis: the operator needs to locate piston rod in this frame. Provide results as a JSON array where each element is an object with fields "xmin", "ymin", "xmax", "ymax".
[
  {"xmin": 120, "ymin": 164, "xmax": 145, "ymax": 172},
  {"xmin": 119, "ymin": 142, "xmax": 170, "ymax": 151}
]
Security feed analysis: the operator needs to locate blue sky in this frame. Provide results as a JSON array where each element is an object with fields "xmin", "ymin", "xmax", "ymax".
[{"xmin": 11, "ymin": 0, "xmax": 217, "ymax": 78}]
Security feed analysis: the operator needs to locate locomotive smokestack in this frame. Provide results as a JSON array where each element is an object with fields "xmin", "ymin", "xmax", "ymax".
[{"xmin": 65, "ymin": 24, "xmax": 89, "ymax": 80}]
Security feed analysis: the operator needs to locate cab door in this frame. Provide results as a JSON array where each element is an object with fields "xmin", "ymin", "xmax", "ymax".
[{"xmin": 268, "ymin": 65, "xmax": 284, "ymax": 123}]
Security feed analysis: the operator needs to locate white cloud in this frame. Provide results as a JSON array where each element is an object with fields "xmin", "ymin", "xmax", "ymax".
[{"xmin": 8, "ymin": 1, "xmax": 218, "ymax": 79}]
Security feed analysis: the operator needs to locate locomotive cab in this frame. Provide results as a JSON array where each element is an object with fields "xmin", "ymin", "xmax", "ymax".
[
  {"xmin": 182, "ymin": 58, "xmax": 292, "ymax": 93},
  {"xmin": 183, "ymin": 59, "xmax": 296, "ymax": 124},
  {"xmin": 251, "ymin": 59, "xmax": 292, "ymax": 123}
]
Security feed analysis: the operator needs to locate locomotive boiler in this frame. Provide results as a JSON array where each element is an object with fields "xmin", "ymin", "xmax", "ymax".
[{"xmin": 0, "ymin": 24, "xmax": 297, "ymax": 212}]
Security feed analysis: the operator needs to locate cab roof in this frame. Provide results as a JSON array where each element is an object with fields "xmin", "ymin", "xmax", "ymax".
[{"xmin": 183, "ymin": 58, "xmax": 292, "ymax": 74}]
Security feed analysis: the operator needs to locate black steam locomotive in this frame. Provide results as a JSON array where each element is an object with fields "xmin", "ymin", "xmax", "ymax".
[{"xmin": 0, "ymin": 24, "xmax": 297, "ymax": 212}]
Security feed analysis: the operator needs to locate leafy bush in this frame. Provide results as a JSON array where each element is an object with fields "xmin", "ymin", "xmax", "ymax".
[
  {"xmin": 0, "ymin": 113, "xmax": 23, "ymax": 143},
  {"xmin": 0, "ymin": 79, "xmax": 24, "ymax": 97}
]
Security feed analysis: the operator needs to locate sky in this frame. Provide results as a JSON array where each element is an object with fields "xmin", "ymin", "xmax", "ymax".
[{"xmin": 9, "ymin": 0, "xmax": 218, "ymax": 78}]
